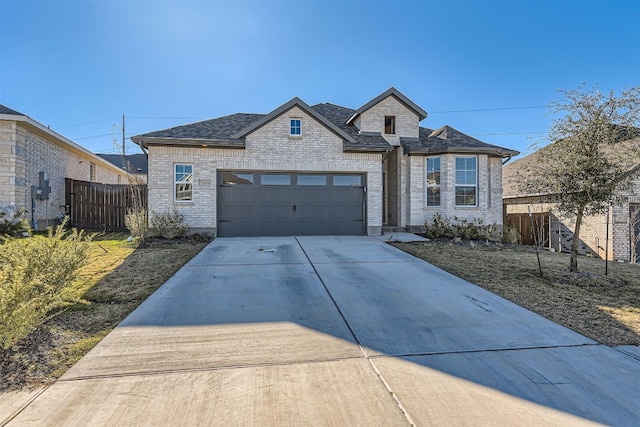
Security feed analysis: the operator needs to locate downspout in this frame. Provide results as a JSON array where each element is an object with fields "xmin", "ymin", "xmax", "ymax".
[{"xmin": 502, "ymin": 155, "xmax": 513, "ymax": 165}]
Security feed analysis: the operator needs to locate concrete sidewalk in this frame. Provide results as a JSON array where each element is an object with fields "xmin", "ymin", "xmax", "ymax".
[{"xmin": 4, "ymin": 236, "xmax": 639, "ymax": 426}]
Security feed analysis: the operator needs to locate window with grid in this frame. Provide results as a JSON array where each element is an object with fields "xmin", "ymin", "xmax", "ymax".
[
  {"xmin": 455, "ymin": 156, "xmax": 477, "ymax": 206},
  {"xmin": 290, "ymin": 118, "xmax": 301, "ymax": 136},
  {"xmin": 175, "ymin": 164, "xmax": 193, "ymax": 201},
  {"xmin": 425, "ymin": 157, "xmax": 441, "ymax": 206}
]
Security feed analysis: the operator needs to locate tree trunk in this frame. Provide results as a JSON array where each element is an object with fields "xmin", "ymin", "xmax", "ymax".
[{"xmin": 570, "ymin": 206, "xmax": 585, "ymax": 272}]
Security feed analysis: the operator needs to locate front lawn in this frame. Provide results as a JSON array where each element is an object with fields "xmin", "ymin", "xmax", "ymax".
[
  {"xmin": 393, "ymin": 240, "xmax": 640, "ymax": 347},
  {"xmin": 0, "ymin": 234, "xmax": 210, "ymax": 391}
]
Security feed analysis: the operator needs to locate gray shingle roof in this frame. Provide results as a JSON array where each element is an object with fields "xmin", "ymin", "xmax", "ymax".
[
  {"xmin": 346, "ymin": 87, "xmax": 428, "ymax": 123},
  {"xmin": 132, "ymin": 98, "xmax": 517, "ymax": 157},
  {"xmin": 400, "ymin": 126, "xmax": 520, "ymax": 157},
  {"xmin": 0, "ymin": 104, "xmax": 26, "ymax": 116},
  {"xmin": 97, "ymin": 153, "xmax": 148, "ymax": 174},
  {"xmin": 140, "ymin": 113, "xmax": 263, "ymax": 140}
]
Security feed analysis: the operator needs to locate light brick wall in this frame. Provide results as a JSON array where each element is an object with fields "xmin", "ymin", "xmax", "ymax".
[
  {"xmin": 504, "ymin": 198, "xmax": 613, "ymax": 259},
  {"xmin": 505, "ymin": 174, "xmax": 640, "ymax": 261},
  {"xmin": 147, "ymin": 106, "xmax": 383, "ymax": 235},
  {"xmin": 416, "ymin": 154, "xmax": 503, "ymax": 230},
  {"xmin": 0, "ymin": 119, "xmax": 124, "ymax": 227},
  {"xmin": 612, "ymin": 175, "xmax": 640, "ymax": 261},
  {"xmin": 0, "ymin": 121, "xmax": 25, "ymax": 213},
  {"xmin": 358, "ymin": 96, "xmax": 419, "ymax": 145}
]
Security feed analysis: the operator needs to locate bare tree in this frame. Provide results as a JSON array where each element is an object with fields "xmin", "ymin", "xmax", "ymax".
[
  {"xmin": 520, "ymin": 85, "xmax": 640, "ymax": 272},
  {"xmin": 631, "ymin": 204, "xmax": 640, "ymax": 264}
]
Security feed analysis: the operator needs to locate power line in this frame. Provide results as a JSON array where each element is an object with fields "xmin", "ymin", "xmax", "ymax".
[
  {"xmin": 74, "ymin": 133, "xmax": 112, "ymax": 140},
  {"xmin": 55, "ymin": 117, "xmax": 120, "ymax": 129},
  {"xmin": 470, "ymin": 131, "xmax": 546, "ymax": 136},
  {"xmin": 430, "ymin": 105, "xmax": 547, "ymax": 114},
  {"xmin": 128, "ymin": 116, "xmax": 207, "ymax": 120}
]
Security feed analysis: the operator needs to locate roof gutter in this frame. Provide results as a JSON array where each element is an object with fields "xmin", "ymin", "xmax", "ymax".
[
  {"xmin": 131, "ymin": 136, "xmax": 246, "ymax": 150},
  {"xmin": 4, "ymin": 114, "xmax": 131, "ymax": 177}
]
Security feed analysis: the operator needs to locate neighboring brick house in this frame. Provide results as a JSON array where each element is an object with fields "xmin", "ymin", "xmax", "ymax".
[
  {"xmin": 97, "ymin": 153, "xmax": 148, "ymax": 183},
  {"xmin": 0, "ymin": 105, "xmax": 127, "ymax": 229},
  {"xmin": 131, "ymin": 88, "xmax": 519, "ymax": 237},
  {"xmin": 503, "ymin": 137, "xmax": 640, "ymax": 262}
]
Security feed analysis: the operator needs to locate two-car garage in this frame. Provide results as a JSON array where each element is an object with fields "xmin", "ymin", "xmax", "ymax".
[{"xmin": 217, "ymin": 171, "xmax": 366, "ymax": 237}]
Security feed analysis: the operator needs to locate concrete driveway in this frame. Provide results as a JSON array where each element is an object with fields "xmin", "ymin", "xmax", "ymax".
[{"xmin": 5, "ymin": 236, "xmax": 639, "ymax": 426}]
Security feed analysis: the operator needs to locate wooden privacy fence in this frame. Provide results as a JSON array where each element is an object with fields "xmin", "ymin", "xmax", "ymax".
[{"xmin": 65, "ymin": 178, "xmax": 147, "ymax": 231}]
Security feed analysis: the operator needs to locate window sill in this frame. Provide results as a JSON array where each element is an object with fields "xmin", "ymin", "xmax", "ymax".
[{"xmin": 174, "ymin": 201, "xmax": 194, "ymax": 205}]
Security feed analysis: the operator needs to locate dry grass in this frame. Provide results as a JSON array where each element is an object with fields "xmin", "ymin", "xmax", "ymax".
[
  {"xmin": 0, "ymin": 234, "xmax": 210, "ymax": 391},
  {"xmin": 393, "ymin": 240, "xmax": 640, "ymax": 347}
]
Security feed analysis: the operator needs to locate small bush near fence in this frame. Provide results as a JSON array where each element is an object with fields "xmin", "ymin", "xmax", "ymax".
[
  {"xmin": 151, "ymin": 209, "xmax": 190, "ymax": 240},
  {"xmin": 0, "ymin": 207, "xmax": 30, "ymax": 237},
  {"xmin": 125, "ymin": 208, "xmax": 148, "ymax": 241},
  {"xmin": 424, "ymin": 213, "xmax": 500, "ymax": 241},
  {"xmin": 0, "ymin": 222, "xmax": 91, "ymax": 351}
]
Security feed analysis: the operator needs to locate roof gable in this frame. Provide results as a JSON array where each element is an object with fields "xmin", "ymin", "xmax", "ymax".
[
  {"xmin": 231, "ymin": 97, "xmax": 356, "ymax": 143},
  {"xmin": 346, "ymin": 87, "xmax": 428, "ymax": 125},
  {"xmin": 401, "ymin": 125, "xmax": 520, "ymax": 158}
]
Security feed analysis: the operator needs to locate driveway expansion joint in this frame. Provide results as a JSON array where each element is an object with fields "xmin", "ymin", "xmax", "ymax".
[{"xmin": 365, "ymin": 342, "xmax": 602, "ymax": 359}]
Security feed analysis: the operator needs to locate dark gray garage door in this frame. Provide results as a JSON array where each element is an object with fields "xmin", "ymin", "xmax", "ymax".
[{"xmin": 217, "ymin": 171, "xmax": 365, "ymax": 237}]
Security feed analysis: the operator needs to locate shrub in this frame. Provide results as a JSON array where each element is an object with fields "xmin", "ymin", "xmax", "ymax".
[
  {"xmin": 0, "ymin": 207, "xmax": 30, "ymax": 237},
  {"xmin": 125, "ymin": 208, "xmax": 148, "ymax": 241},
  {"xmin": 0, "ymin": 222, "xmax": 91, "ymax": 350},
  {"xmin": 503, "ymin": 226, "xmax": 520, "ymax": 244},
  {"xmin": 424, "ymin": 213, "xmax": 453, "ymax": 239},
  {"xmin": 150, "ymin": 208, "xmax": 189, "ymax": 240},
  {"xmin": 425, "ymin": 214, "xmax": 500, "ymax": 241}
]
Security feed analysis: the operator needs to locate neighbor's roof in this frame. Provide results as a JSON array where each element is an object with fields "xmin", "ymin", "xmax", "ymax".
[
  {"xmin": 0, "ymin": 104, "xmax": 131, "ymax": 177},
  {"xmin": 0, "ymin": 104, "xmax": 26, "ymax": 116},
  {"xmin": 131, "ymin": 95, "xmax": 516, "ymax": 157},
  {"xmin": 97, "ymin": 153, "xmax": 148, "ymax": 174},
  {"xmin": 503, "ymin": 136, "xmax": 640, "ymax": 198}
]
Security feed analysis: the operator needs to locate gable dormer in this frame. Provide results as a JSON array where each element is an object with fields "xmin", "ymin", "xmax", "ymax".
[{"xmin": 346, "ymin": 87, "xmax": 427, "ymax": 146}]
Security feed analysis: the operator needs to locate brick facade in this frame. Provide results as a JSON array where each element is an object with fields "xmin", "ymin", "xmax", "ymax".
[
  {"xmin": 141, "ymin": 91, "xmax": 512, "ymax": 237},
  {"xmin": 504, "ymin": 174, "xmax": 640, "ymax": 262},
  {"xmin": 0, "ymin": 118, "xmax": 125, "ymax": 229},
  {"xmin": 148, "ymin": 106, "xmax": 383, "ymax": 235}
]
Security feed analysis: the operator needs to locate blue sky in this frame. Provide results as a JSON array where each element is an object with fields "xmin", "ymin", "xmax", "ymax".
[{"xmin": 1, "ymin": 0, "xmax": 639, "ymax": 159}]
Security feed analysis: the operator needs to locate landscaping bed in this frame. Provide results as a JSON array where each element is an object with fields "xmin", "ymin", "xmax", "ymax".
[
  {"xmin": 0, "ymin": 234, "xmax": 211, "ymax": 392},
  {"xmin": 393, "ymin": 239, "xmax": 640, "ymax": 347}
]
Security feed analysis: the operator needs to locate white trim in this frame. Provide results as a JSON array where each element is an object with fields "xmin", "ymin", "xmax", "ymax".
[
  {"xmin": 425, "ymin": 156, "xmax": 441, "ymax": 207},
  {"xmin": 0, "ymin": 113, "xmax": 131, "ymax": 177},
  {"xmin": 454, "ymin": 155, "xmax": 478, "ymax": 207},
  {"xmin": 289, "ymin": 117, "xmax": 302, "ymax": 137},
  {"xmin": 174, "ymin": 163, "xmax": 193, "ymax": 202}
]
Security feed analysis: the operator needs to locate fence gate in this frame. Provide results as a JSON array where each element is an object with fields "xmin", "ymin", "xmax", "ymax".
[{"xmin": 65, "ymin": 178, "xmax": 147, "ymax": 231}]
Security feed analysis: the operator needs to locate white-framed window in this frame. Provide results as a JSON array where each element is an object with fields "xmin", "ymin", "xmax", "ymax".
[
  {"xmin": 290, "ymin": 118, "xmax": 302, "ymax": 136},
  {"xmin": 174, "ymin": 164, "xmax": 193, "ymax": 201},
  {"xmin": 455, "ymin": 156, "xmax": 477, "ymax": 206},
  {"xmin": 425, "ymin": 156, "xmax": 441, "ymax": 206},
  {"xmin": 89, "ymin": 162, "xmax": 96, "ymax": 182}
]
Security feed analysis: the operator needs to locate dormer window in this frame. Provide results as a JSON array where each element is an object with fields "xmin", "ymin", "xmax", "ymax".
[
  {"xmin": 290, "ymin": 118, "xmax": 302, "ymax": 136},
  {"xmin": 384, "ymin": 116, "xmax": 396, "ymax": 134}
]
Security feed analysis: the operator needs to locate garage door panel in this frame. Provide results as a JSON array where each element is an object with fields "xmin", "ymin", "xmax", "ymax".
[{"xmin": 218, "ymin": 172, "xmax": 365, "ymax": 237}]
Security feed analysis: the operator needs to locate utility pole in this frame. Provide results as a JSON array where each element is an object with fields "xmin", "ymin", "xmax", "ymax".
[
  {"xmin": 122, "ymin": 114, "xmax": 126, "ymax": 172},
  {"xmin": 113, "ymin": 114, "xmax": 127, "ymax": 172}
]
